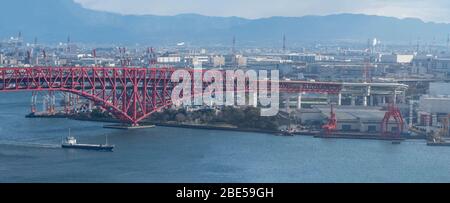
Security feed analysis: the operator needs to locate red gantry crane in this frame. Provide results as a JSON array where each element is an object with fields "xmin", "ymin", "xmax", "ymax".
[
  {"xmin": 381, "ymin": 103, "xmax": 404, "ymax": 137},
  {"xmin": 323, "ymin": 105, "xmax": 337, "ymax": 135}
]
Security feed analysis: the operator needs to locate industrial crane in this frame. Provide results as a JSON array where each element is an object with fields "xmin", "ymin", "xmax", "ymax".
[
  {"xmin": 381, "ymin": 103, "xmax": 404, "ymax": 137},
  {"xmin": 322, "ymin": 105, "xmax": 337, "ymax": 135}
]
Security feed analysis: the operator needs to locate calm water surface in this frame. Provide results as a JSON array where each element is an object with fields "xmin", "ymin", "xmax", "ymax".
[{"xmin": 0, "ymin": 92, "xmax": 449, "ymax": 183}]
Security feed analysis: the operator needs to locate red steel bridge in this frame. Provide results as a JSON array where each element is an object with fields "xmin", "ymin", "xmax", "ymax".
[{"xmin": 0, "ymin": 67, "xmax": 343, "ymax": 126}]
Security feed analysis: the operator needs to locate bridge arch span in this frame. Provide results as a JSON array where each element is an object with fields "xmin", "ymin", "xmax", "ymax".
[{"xmin": 0, "ymin": 67, "xmax": 343, "ymax": 125}]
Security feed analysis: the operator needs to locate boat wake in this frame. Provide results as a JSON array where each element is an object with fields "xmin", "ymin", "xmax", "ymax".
[{"xmin": 0, "ymin": 141, "xmax": 61, "ymax": 149}]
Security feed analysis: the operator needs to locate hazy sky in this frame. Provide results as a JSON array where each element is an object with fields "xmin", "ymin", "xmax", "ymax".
[{"xmin": 74, "ymin": 0, "xmax": 450, "ymax": 23}]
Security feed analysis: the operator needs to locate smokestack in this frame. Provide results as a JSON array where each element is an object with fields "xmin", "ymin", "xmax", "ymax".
[
  {"xmin": 27, "ymin": 50, "xmax": 31, "ymax": 64},
  {"xmin": 416, "ymin": 38, "xmax": 420, "ymax": 53},
  {"xmin": 93, "ymin": 49, "xmax": 97, "ymax": 66},
  {"xmin": 447, "ymin": 34, "xmax": 450, "ymax": 53},
  {"xmin": 67, "ymin": 35, "xmax": 71, "ymax": 53},
  {"xmin": 232, "ymin": 36, "xmax": 236, "ymax": 54}
]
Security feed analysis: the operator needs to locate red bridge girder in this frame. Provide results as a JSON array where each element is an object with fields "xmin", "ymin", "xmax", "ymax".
[{"xmin": 0, "ymin": 67, "xmax": 343, "ymax": 125}]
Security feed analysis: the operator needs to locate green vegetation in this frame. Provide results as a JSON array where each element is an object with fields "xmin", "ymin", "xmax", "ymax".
[
  {"xmin": 76, "ymin": 106, "xmax": 282, "ymax": 131},
  {"xmin": 91, "ymin": 108, "xmax": 112, "ymax": 118},
  {"xmin": 146, "ymin": 106, "xmax": 280, "ymax": 131},
  {"xmin": 75, "ymin": 108, "xmax": 113, "ymax": 120}
]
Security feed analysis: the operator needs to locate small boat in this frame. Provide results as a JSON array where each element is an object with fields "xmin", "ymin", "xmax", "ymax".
[
  {"xmin": 62, "ymin": 129, "xmax": 115, "ymax": 151},
  {"xmin": 427, "ymin": 138, "xmax": 450, "ymax": 147},
  {"xmin": 279, "ymin": 129, "xmax": 295, "ymax": 136},
  {"xmin": 427, "ymin": 141, "xmax": 450, "ymax": 147},
  {"xmin": 392, "ymin": 141, "xmax": 401, "ymax": 145}
]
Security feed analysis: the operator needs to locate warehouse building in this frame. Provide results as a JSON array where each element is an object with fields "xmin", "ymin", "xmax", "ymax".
[{"xmin": 318, "ymin": 106, "xmax": 402, "ymax": 133}]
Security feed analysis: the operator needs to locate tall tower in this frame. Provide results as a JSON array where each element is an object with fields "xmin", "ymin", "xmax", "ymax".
[
  {"xmin": 363, "ymin": 58, "xmax": 371, "ymax": 83},
  {"xmin": 283, "ymin": 34, "xmax": 286, "ymax": 52},
  {"xmin": 67, "ymin": 35, "xmax": 71, "ymax": 53},
  {"xmin": 416, "ymin": 37, "xmax": 420, "ymax": 53},
  {"xmin": 42, "ymin": 50, "xmax": 47, "ymax": 66},
  {"xmin": 232, "ymin": 36, "xmax": 236, "ymax": 54},
  {"xmin": 93, "ymin": 49, "xmax": 97, "ymax": 66},
  {"xmin": 447, "ymin": 34, "xmax": 450, "ymax": 53}
]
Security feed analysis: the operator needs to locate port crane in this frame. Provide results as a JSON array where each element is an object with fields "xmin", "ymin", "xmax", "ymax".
[
  {"xmin": 322, "ymin": 105, "xmax": 337, "ymax": 135},
  {"xmin": 381, "ymin": 104, "xmax": 404, "ymax": 137}
]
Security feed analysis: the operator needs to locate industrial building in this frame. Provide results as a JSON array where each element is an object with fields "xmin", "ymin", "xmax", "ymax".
[
  {"xmin": 293, "ymin": 106, "xmax": 403, "ymax": 133},
  {"xmin": 412, "ymin": 56, "xmax": 450, "ymax": 78},
  {"xmin": 380, "ymin": 54, "xmax": 414, "ymax": 64},
  {"xmin": 417, "ymin": 82, "xmax": 450, "ymax": 129},
  {"xmin": 0, "ymin": 52, "xmax": 4, "ymax": 65},
  {"xmin": 223, "ymin": 54, "xmax": 247, "ymax": 67},
  {"xmin": 157, "ymin": 56, "xmax": 181, "ymax": 64},
  {"xmin": 212, "ymin": 56, "xmax": 225, "ymax": 67},
  {"xmin": 319, "ymin": 106, "xmax": 401, "ymax": 133}
]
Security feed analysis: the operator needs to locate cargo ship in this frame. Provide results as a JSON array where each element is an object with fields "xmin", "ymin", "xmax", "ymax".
[
  {"xmin": 427, "ymin": 139, "xmax": 450, "ymax": 147},
  {"xmin": 427, "ymin": 136, "xmax": 450, "ymax": 147},
  {"xmin": 427, "ymin": 142, "xmax": 450, "ymax": 146},
  {"xmin": 62, "ymin": 130, "xmax": 115, "ymax": 151}
]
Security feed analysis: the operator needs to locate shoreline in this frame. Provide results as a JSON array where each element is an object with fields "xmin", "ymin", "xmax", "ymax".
[
  {"xmin": 48, "ymin": 115, "xmax": 282, "ymax": 135},
  {"xmin": 27, "ymin": 114, "xmax": 428, "ymax": 141}
]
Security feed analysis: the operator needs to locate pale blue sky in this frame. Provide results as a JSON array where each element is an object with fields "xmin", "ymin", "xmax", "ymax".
[{"xmin": 74, "ymin": 0, "xmax": 450, "ymax": 23}]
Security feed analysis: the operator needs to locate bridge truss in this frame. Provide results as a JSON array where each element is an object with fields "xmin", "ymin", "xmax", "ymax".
[{"xmin": 0, "ymin": 67, "xmax": 343, "ymax": 125}]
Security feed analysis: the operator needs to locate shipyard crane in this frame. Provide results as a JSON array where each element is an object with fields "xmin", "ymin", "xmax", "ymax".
[
  {"xmin": 322, "ymin": 105, "xmax": 337, "ymax": 135},
  {"xmin": 381, "ymin": 103, "xmax": 404, "ymax": 137}
]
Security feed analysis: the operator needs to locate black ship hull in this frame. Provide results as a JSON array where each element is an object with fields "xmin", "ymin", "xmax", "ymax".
[
  {"xmin": 427, "ymin": 142, "xmax": 450, "ymax": 146},
  {"xmin": 62, "ymin": 144, "xmax": 114, "ymax": 151}
]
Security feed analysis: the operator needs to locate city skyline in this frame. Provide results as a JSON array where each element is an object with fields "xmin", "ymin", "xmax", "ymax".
[{"xmin": 75, "ymin": 0, "xmax": 450, "ymax": 23}]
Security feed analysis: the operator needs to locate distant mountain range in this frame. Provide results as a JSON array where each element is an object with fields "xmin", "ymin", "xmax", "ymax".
[{"xmin": 1, "ymin": 0, "xmax": 450, "ymax": 46}]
